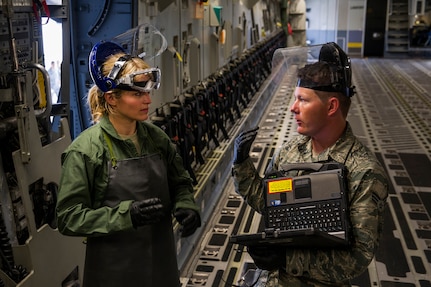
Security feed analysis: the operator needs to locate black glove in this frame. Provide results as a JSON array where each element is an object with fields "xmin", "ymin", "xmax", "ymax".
[
  {"xmin": 233, "ymin": 127, "xmax": 259, "ymax": 164},
  {"xmin": 130, "ymin": 198, "xmax": 165, "ymax": 227},
  {"xmin": 174, "ymin": 209, "xmax": 201, "ymax": 237},
  {"xmin": 247, "ymin": 245, "xmax": 286, "ymax": 271}
]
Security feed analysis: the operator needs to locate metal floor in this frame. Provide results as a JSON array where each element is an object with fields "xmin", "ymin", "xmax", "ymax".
[{"xmin": 179, "ymin": 58, "xmax": 431, "ymax": 287}]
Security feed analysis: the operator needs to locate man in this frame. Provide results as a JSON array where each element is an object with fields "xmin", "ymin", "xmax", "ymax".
[{"xmin": 232, "ymin": 43, "xmax": 388, "ymax": 286}]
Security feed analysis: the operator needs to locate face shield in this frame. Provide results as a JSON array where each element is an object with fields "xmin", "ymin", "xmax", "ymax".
[
  {"xmin": 111, "ymin": 23, "xmax": 168, "ymax": 62},
  {"xmin": 271, "ymin": 42, "xmax": 355, "ymax": 97}
]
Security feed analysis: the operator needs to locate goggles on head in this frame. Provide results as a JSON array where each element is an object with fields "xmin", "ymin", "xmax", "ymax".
[{"xmin": 116, "ymin": 68, "xmax": 161, "ymax": 92}]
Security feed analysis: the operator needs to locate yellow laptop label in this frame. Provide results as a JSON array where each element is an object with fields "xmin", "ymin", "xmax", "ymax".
[{"xmin": 267, "ymin": 178, "xmax": 293, "ymax": 193}]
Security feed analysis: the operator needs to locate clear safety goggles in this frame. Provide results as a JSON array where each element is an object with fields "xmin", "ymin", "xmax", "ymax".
[{"xmin": 116, "ymin": 68, "xmax": 161, "ymax": 92}]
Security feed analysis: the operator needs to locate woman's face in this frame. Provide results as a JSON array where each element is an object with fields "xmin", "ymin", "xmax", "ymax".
[
  {"xmin": 106, "ymin": 72, "xmax": 153, "ymax": 122},
  {"xmin": 115, "ymin": 90, "xmax": 152, "ymax": 122},
  {"xmin": 290, "ymin": 87, "xmax": 330, "ymax": 137}
]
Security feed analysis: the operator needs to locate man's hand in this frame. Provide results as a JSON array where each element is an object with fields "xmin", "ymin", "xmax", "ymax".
[
  {"xmin": 233, "ymin": 126, "xmax": 259, "ymax": 164},
  {"xmin": 174, "ymin": 209, "xmax": 201, "ymax": 237},
  {"xmin": 130, "ymin": 198, "xmax": 165, "ymax": 227}
]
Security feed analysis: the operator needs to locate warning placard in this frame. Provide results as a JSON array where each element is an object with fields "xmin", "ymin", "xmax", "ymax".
[{"xmin": 267, "ymin": 178, "xmax": 293, "ymax": 194}]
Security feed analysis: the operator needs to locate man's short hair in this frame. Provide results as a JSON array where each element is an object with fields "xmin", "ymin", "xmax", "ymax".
[
  {"xmin": 297, "ymin": 61, "xmax": 333, "ymax": 87},
  {"xmin": 297, "ymin": 61, "xmax": 352, "ymax": 117}
]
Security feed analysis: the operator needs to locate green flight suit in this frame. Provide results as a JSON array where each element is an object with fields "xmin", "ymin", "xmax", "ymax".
[{"xmin": 57, "ymin": 117, "xmax": 199, "ymax": 237}]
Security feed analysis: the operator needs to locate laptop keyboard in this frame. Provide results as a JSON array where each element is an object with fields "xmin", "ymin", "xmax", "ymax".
[{"xmin": 267, "ymin": 200, "xmax": 344, "ymax": 232}]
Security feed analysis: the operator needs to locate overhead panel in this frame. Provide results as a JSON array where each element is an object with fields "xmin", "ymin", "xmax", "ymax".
[
  {"xmin": 189, "ymin": 37, "xmax": 201, "ymax": 86},
  {"xmin": 223, "ymin": 20, "xmax": 233, "ymax": 59},
  {"xmin": 242, "ymin": 0, "xmax": 259, "ymax": 9},
  {"xmin": 69, "ymin": 0, "xmax": 133, "ymax": 133},
  {"xmin": 152, "ymin": 0, "xmax": 176, "ymax": 13}
]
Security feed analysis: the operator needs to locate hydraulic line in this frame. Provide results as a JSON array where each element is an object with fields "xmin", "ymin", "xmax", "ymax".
[
  {"xmin": 88, "ymin": 0, "xmax": 112, "ymax": 36},
  {"xmin": 0, "ymin": 208, "xmax": 29, "ymax": 283}
]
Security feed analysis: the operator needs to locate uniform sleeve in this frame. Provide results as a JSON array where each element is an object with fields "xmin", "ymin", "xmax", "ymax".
[
  {"xmin": 282, "ymin": 167, "xmax": 388, "ymax": 283},
  {"xmin": 56, "ymin": 150, "xmax": 134, "ymax": 237},
  {"xmin": 232, "ymin": 147, "xmax": 284, "ymax": 213},
  {"xmin": 232, "ymin": 158, "xmax": 266, "ymax": 213},
  {"xmin": 165, "ymin": 141, "xmax": 200, "ymax": 214}
]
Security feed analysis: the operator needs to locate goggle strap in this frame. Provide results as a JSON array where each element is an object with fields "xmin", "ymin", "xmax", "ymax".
[{"xmin": 107, "ymin": 55, "xmax": 133, "ymax": 81}]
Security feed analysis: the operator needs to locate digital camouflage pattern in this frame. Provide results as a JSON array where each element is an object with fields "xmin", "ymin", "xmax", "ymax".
[{"xmin": 232, "ymin": 123, "xmax": 388, "ymax": 287}]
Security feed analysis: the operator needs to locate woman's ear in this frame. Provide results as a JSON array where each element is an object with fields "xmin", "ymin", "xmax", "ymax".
[{"xmin": 104, "ymin": 92, "xmax": 116, "ymax": 106}]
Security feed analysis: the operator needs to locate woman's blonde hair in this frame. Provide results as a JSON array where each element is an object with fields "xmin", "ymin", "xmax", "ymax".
[{"xmin": 87, "ymin": 53, "xmax": 151, "ymax": 123}]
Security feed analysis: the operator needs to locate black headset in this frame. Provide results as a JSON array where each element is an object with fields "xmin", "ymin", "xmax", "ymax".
[{"xmin": 318, "ymin": 42, "xmax": 355, "ymax": 97}]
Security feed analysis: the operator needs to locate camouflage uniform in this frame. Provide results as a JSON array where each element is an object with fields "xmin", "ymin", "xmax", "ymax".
[{"xmin": 232, "ymin": 123, "xmax": 388, "ymax": 287}]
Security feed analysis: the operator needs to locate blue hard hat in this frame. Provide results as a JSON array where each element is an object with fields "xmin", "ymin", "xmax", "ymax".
[{"xmin": 88, "ymin": 41, "xmax": 126, "ymax": 92}]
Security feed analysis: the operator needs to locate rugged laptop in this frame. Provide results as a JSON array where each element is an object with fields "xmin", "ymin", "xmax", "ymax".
[{"xmin": 230, "ymin": 162, "xmax": 351, "ymax": 247}]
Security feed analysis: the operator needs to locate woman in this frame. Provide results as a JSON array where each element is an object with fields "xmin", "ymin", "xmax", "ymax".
[{"xmin": 56, "ymin": 41, "xmax": 201, "ymax": 287}]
